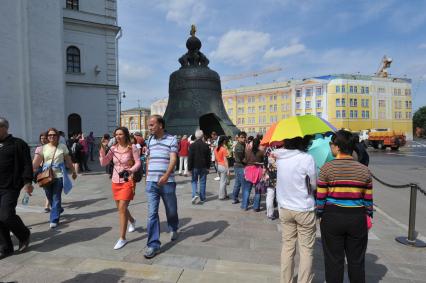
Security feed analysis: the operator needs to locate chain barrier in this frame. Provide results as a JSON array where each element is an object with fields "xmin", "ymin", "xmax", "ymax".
[
  {"xmin": 371, "ymin": 172, "xmax": 426, "ymax": 248},
  {"xmin": 371, "ymin": 173, "xmax": 411, "ymax": 189},
  {"xmin": 372, "ymin": 173, "xmax": 426, "ymax": 195},
  {"xmin": 416, "ymin": 185, "xmax": 426, "ymax": 197}
]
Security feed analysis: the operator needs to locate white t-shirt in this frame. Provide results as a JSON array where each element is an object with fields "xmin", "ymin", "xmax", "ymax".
[
  {"xmin": 41, "ymin": 143, "xmax": 69, "ymax": 178},
  {"xmin": 275, "ymin": 148, "xmax": 317, "ymax": 212}
]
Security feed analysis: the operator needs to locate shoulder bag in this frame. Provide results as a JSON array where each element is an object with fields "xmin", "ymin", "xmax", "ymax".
[{"xmin": 36, "ymin": 146, "xmax": 57, "ymax": 187}]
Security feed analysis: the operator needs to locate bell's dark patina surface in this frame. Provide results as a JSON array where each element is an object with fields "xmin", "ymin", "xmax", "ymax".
[{"xmin": 163, "ymin": 25, "xmax": 239, "ymax": 137}]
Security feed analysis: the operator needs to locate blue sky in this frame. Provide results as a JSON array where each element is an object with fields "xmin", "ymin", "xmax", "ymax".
[{"xmin": 117, "ymin": 0, "xmax": 426, "ymax": 111}]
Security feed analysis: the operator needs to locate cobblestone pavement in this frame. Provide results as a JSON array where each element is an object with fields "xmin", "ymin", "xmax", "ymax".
[{"xmin": 1, "ymin": 160, "xmax": 426, "ymax": 282}]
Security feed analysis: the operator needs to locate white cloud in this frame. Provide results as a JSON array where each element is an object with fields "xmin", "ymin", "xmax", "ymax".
[
  {"xmin": 264, "ymin": 42, "xmax": 306, "ymax": 59},
  {"xmin": 389, "ymin": 4, "xmax": 426, "ymax": 33},
  {"xmin": 210, "ymin": 30, "xmax": 271, "ymax": 65},
  {"xmin": 207, "ymin": 35, "xmax": 217, "ymax": 43},
  {"xmin": 157, "ymin": 0, "xmax": 207, "ymax": 26},
  {"xmin": 362, "ymin": 0, "xmax": 396, "ymax": 18},
  {"xmin": 311, "ymin": 48, "xmax": 380, "ymax": 75},
  {"xmin": 120, "ymin": 62, "xmax": 153, "ymax": 80},
  {"xmin": 419, "ymin": 43, "xmax": 426, "ymax": 49}
]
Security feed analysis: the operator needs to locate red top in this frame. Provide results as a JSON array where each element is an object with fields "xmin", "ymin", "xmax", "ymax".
[
  {"xmin": 179, "ymin": 139, "xmax": 190, "ymax": 157},
  {"xmin": 79, "ymin": 139, "xmax": 88, "ymax": 153},
  {"xmin": 214, "ymin": 147, "xmax": 228, "ymax": 166},
  {"xmin": 134, "ymin": 135, "xmax": 144, "ymax": 147}
]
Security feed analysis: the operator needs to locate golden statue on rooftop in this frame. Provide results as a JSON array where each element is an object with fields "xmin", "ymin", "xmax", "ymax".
[{"xmin": 190, "ymin": 24, "xmax": 196, "ymax": 37}]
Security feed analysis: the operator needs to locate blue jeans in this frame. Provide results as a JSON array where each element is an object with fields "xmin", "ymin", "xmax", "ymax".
[
  {"xmin": 241, "ymin": 181, "xmax": 261, "ymax": 210},
  {"xmin": 146, "ymin": 182, "xmax": 179, "ymax": 249},
  {"xmin": 43, "ymin": 178, "xmax": 63, "ymax": 224},
  {"xmin": 140, "ymin": 156, "xmax": 146, "ymax": 176},
  {"xmin": 233, "ymin": 167, "xmax": 245, "ymax": 201},
  {"xmin": 191, "ymin": 168, "xmax": 207, "ymax": 201},
  {"xmin": 89, "ymin": 143, "xmax": 95, "ymax": 160}
]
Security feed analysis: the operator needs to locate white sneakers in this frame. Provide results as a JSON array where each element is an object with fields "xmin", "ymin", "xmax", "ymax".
[
  {"xmin": 191, "ymin": 195, "xmax": 199, "ymax": 204},
  {"xmin": 49, "ymin": 223, "xmax": 58, "ymax": 229},
  {"xmin": 214, "ymin": 176, "xmax": 220, "ymax": 181},
  {"xmin": 128, "ymin": 219, "xmax": 136, "ymax": 233},
  {"xmin": 114, "ymin": 238, "xmax": 128, "ymax": 250},
  {"xmin": 113, "ymin": 219, "xmax": 137, "ymax": 250}
]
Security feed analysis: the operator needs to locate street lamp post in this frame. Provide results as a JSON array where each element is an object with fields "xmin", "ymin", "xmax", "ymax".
[
  {"xmin": 118, "ymin": 91, "xmax": 126, "ymax": 127},
  {"xmin": 138, "ymin": 99, "xmax": 142, "ymax": 133}
]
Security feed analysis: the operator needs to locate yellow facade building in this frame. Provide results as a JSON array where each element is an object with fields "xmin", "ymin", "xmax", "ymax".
[
  {"xmin": 222, "ymin": 74, "xmax": 413, "ymax": 139},
  {"xmin": 222, "ymin": 81, "xmax": 294, "ymax": 135},
  {"xmin": 150, "ymin": 74, "xmax": 413, "ymax": 139},
  {"xmin": 120, "ymin": 107, "xmax": 151, "ymax": 137}
]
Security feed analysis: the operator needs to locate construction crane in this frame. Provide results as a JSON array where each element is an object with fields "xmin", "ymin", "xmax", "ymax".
[
  {"xmin": 375, "ymin": 55, "xmax": 392, "ymax": 78},
  {"xmin": 222, "ymin": 66, "xmax": 282, "ymax": 82}
]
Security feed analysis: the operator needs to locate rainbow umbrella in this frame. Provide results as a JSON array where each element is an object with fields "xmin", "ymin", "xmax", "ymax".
[
  {"xmin": 319, "ymin": 117, "xmax": 337, "ymax": 132},
  {"xmin": 260, "ymin": 122, "xmax": 277, "ymax": 146},
  {"xmin": 270, "ymin": 115, "xmax": 335, "ymax": 142},
  {"xmin": 308, "ymin": 135, "xmax": 334, "ymax": 170}
]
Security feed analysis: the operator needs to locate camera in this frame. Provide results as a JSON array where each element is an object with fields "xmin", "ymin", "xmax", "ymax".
[{"xmin": 118, "ymin": 170, "xmax": 130, "ymax": 182}]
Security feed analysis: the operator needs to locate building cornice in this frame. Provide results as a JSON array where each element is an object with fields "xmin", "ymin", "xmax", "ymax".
[
  {"xmin": 66, "ymin": 81, "xmax": 119, "ymax": 89},
  {"xmin": 223, "ymin": 81, "xmax": 294, "ymax": 94},
  {"xmin": 63, "ymin": 8, "xmax": 117, "ymax": 21},
  {"xmin": 122, "ymin": 108, "xmax": 151, "ymax": 113},
  {"xmin": 63, "ymin": 17, "xmax": 121, "ymax": 33},
  {"xmin": 222, "ymin": 85, "xmax": 292, "ymax": 97}
]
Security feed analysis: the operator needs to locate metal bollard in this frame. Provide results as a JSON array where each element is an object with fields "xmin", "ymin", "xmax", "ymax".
[{"xmin": 395, "ymin": 183, "xmax": 426, "ymax": 247}]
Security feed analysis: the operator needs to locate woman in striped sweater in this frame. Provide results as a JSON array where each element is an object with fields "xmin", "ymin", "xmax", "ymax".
[{"xmin": 316, "ymin": 130, "xmax": 373, "ymax": 283}]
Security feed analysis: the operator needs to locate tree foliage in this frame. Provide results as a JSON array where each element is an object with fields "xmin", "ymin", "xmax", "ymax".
[{"xmin": 413, "ymin": 106, "xmax": 426, "ymax": 130}]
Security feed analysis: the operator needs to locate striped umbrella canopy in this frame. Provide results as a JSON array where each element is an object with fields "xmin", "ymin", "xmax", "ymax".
[
  {"xmin": 260, "ymin": 122, "xmax": 278, "ymax": 146},
  {"xmin": 270, "ymin": 115, "xmax": 335, "ymax": 142},
  {"xmin": 319, "ymin": 117, "xmax": 337, "ymax": 132}
]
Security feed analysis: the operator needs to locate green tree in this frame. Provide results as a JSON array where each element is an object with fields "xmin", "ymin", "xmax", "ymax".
[{"xmin": 413, "ymin": 106, "xmax": 426, "ymax": 135}]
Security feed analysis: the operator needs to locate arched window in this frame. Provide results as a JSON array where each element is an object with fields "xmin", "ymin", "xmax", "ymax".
[
  {"xmin": 66, "ymin": 0, "xmax": 79, "ymax": 10},
  {"xmin": 66, "ymin": 46, "xmax": 81, "ymax": 73}
]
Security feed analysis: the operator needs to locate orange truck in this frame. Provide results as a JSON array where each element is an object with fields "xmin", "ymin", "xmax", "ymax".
[{"xmin": 367, "ymin": 130, "xmax": 406, "ymax": 150}]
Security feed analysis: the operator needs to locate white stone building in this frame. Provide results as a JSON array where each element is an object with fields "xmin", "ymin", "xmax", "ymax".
[
  {"xmin": 150, "ymin": 98, "xmax": 168, "ymax": 116},
  {"xmin": 0, "ymin": 0, "xmax": 120, "ymax": 144}
]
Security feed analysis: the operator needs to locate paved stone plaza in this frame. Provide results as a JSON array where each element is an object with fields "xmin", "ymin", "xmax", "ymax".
[{"xmin": 2, "ymin": 147, "xmax": 426, "ymax": 282}]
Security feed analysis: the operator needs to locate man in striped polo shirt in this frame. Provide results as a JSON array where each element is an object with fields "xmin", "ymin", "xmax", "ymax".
[{"xmin": 144, "ymin": 115, "xmax": 179, "ymax": 259}]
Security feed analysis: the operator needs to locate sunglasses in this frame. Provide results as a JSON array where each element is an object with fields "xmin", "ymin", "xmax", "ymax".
[{"xmin": 48, "ymin": 134, "xmax": 57, "ymax": 137}]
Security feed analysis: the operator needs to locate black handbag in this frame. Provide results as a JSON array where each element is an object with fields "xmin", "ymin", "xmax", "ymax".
[
  {"xmin": 132, "ymin": 165, "xmax": 143, "ymax": 183},
  {"xmin": 306, "ymin": 175, "xmax": 316, "ymax": 199}
]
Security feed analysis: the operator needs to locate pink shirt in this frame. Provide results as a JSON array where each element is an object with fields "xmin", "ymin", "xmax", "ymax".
[
  {"xmin": 100, "ymin": 144, "xmax": 141, "ymax": 183},
  {"xmin": 35, "ymin": 145, "xmax": 43, "ymax": 155},
  {"xmin": 79, "ymin": 139, "xmax": 89, "ymax": 153}
]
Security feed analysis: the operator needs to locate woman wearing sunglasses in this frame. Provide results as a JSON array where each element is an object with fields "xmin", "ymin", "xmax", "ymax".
[{"xmin": 33, "ymin": 128, "xmax": 77, "ymax": 228}]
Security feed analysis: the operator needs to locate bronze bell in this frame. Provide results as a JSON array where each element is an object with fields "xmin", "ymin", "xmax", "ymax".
[{"xmin": 163, "ymin": 25, "xmax": 239, "ymax": 137}]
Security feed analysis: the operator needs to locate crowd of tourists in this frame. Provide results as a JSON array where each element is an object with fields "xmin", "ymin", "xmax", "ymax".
[{"xmin": 0, "ymin": 114, "xmax": 373, "ymax": 283}]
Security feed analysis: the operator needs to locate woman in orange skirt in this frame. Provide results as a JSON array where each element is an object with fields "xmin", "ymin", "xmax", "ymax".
[{"xmin": 100, "ymin": 127, "xmax": 141, "ymax": 250}]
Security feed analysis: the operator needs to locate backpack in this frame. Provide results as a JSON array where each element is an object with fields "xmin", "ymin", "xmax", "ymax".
[
  {"xmin": 132, "ymin": 166, "xmax": 143, "ymax": 182},
  {"xmin": 71, "ymin": 141, "xmax": 82, "ymax": 155}
]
